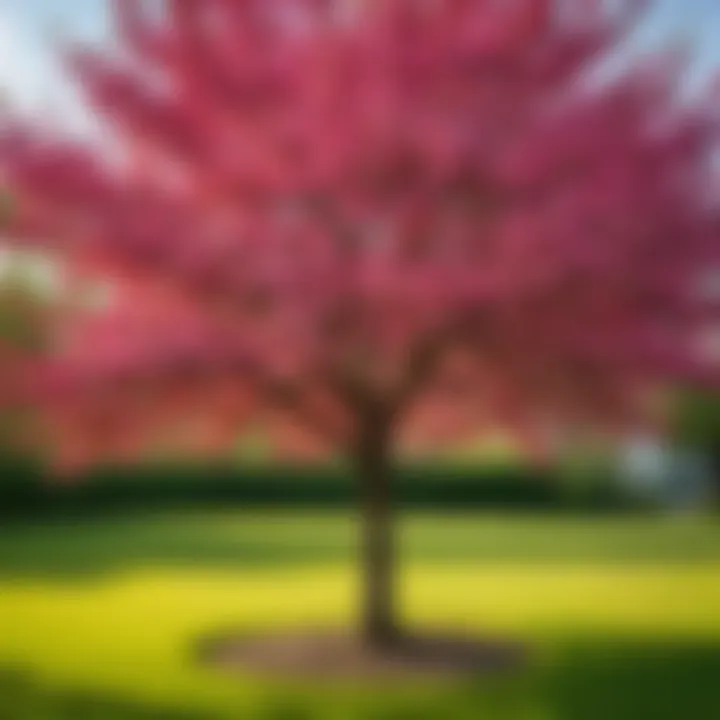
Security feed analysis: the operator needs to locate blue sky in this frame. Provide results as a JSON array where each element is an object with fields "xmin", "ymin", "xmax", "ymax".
[{"xmin": 0, "ymin": 0, "xmax": 719, "ymax": 130}]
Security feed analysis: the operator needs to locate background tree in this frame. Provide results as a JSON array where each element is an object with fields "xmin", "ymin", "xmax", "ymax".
[
  {"xmin": 674, "ymin": 387, "xmax": 720, "ymax": 503},
  {"xmin": 0, "ymin": 0, "xmax": 718, "ymax": 647},
  {"xmin": 0, "ymin": 255, "xmax": 56, "ymax": 462}
]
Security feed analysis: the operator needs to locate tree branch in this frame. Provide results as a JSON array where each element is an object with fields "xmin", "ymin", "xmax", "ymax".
[{"xmin": 242, "ymin": 362, "xmax": 350, "ymax": 449}]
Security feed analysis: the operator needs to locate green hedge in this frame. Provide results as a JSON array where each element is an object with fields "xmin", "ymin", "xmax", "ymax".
[{"xmin": 0, "ymin": 457, "xmax": 643, "ymax": 519}]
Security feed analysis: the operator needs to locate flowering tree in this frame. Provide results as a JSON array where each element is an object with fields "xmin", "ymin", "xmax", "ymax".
[{"xmin": 0, "ymin": 0, "xmax": 718, "ymax": 646}]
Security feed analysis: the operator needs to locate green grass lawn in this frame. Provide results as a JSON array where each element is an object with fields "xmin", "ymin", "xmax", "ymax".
[{"xmin": 0, "ymin": 511, "xmax": 719, "ymax": 719}]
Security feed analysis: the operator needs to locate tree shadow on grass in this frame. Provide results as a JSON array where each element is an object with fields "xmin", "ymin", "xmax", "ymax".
[
  {"xmin": 0, "ymin": 669, "xmax": 210, "ymax": 720},
  {"xmin": 2, "ymin": 511, "xmax": 720, "ymax": 581},
  {"xmin": 539, "ymin": 638, "xmax": 720, "ymax": 720},
  {"xmin": 0, "ymin": 639, "xmax": 718, "ymax": 720},
  {"xmin": 247, "ymin": 637, "xmax": 720, "ymax": 720},
  {"xmin": 0, "ymin": 514, "xmax": 356, "ymax": 579}
]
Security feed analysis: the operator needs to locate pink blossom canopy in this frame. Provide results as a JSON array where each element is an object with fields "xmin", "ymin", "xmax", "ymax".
[{"xmin": 0, "ymin": 0, "xmax": 718, "ymax": 467}]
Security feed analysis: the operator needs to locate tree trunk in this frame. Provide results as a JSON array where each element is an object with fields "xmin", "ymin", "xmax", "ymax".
[{"xmin": 355, "ymin": 414, "xmax": 398, "ymax": 649}]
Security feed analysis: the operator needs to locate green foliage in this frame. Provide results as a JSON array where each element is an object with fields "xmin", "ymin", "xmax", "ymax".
[
  {"xmin": 674, "ymin": 389, "xmax": 720, "ymax": 453},
  {"xmin": 0, "ymin": 265, "xmax": 53, "ymax": 352},
  {"xmin": 673, "ymin": 390, "xmax": 720, "ymax": 506},
  {"xmin": 233, "ymin": 426, "xmax": 275, "ymax": 464},
  {"xmin": 0, "ymin": 461, "xmax": 643, "ymax": 520}
]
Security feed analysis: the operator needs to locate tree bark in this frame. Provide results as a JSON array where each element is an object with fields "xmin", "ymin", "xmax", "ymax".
[{"xmin": 355, "ymin": 412, "xmax": 398, "ymax": 649}]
